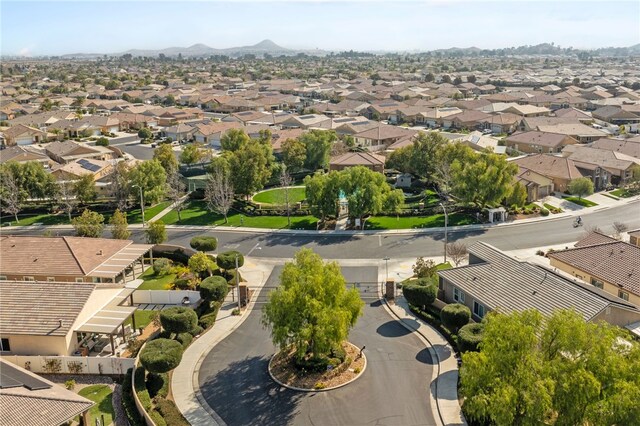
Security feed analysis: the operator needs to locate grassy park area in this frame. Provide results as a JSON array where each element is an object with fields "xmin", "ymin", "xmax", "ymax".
[
  {"xmin": 366, "ymin": 212, "xmax": 476, "ymax": 230},
  {"xmin": 252, "ymin": 187, "xmax": 306, "ymax": 205}
]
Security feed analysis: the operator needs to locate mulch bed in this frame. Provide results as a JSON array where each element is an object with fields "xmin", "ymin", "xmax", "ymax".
[{"xmin": 269, "ymin": 342, "xmax": 365, "ymax": 390}]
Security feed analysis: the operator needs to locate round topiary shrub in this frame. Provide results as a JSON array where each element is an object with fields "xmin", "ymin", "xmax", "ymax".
[
  {"xmin": 457, "ymin": 323, "xmax": 485, "ymax": 352},
  {"xmin": 189, "ymin": 236, "xmax": 218, "ymax": 252},
  {"xmin": 216, "ymin": 251, "xmax": 244, "ymax": 271},
  {"xmin": 153, "ymin": 258, "xmax": 172, "ymax": 276},
  {"xmin": 175, "ymin": 332, "xmax": 193, "ymax": 349},
  {"xmin": 139, "ymin": 338, "xmax": 183, "ymax": 374},
  {"xmin": 403, "ymin": 282, "xmax": 437, "ymax": 310},
  {"xmin": 440, "ymin": 303, "xmax": 471, "ymax": 332},
  {"xmin": 199, "ymin": 276, "xmax": 229, "ymax": 302},
  {"xmin": 540, "ymin": 208, "xmax": 549, "ymax": 216},
  {"xmin": 159, "ymin": 307, "xmax": 197, "ymax": 335},
  {"xmin": 225, "ymin": 268, "xmax": 243, "ymax": 286}
]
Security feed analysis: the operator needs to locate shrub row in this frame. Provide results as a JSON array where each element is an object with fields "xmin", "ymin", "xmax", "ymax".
[
  {"xmin": 458, "ymin": 323, "xmax": 485, "ymax": 353},
  {"xmin": 154, "ymin": 397, "xmax": 190, "ymax": 426},
  {"xmin": 189, "ymin": 236, "xmax": 218, "ymax": 252},
  {"xmin": 198, "ymin": 301, "xmax": 221, "ymax": 329},
  {"xmin": 146, "ymin": 372, "xmax": 169, "ymax": 399},
  {"xmin": 176, "ymin": 332, "xmax": 193, "ymax": 349},
  {"xmin": 199, "ymin": 276, "xmax": 229, "ymax": 302},
  {"xmin": 121, "ymin": 368, "xmax": 145, "ymax": 426},
  {"xmin": 159, "ymin": 307, "xmax": 198, "ymax": 335},
  {"xmin": 152, "ymin": 247, "xmax": 191, "ymax": 265},
  {"xmin": 133, "ymin": 367, "xmax": 152, "ymax": 412}
]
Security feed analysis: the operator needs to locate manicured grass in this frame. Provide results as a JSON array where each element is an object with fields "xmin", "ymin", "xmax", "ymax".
[
  {"xmin": 601, "ymin": 193, "xmax": 620, "ymax": 201},
  {"xmin": 161, "ymin": 201, "xmax": 318, "ymax": 229},
  {"xmin": 252, "ymin": 187, "xmax": 306, "ymax": 205},
  {"xmin": 0, "ymin": 201, "xmax": 170, "ymax": 227},
  {"xmin": 610, "ymin": 188, "xmax": 638, "ymax": 198},
  {"xmin": 125, "ymin": 310, "xmax": 157, "ymax": 329},
  {"xmin": 366, "ymin": 212, "xmax": 476, "ymax": 230},
  {"xmin": 402, "ymin": 189, "xmax": 440, "ymax": 208},
  {"xmin": 543, "ymin": 203, "xmax": 563, "ymax": 214},
  {"xmin": 138, "ymin": 268, "xmax": 176, "ymax": 290},
  {"xmin": 436, "ymin": 262, "xmax": 452, "ymax": 271},
  {"xmin": 562, "ymin": 196, "xmax": 598, "ymax": 207},
  {"xmin": 78, "ymin": 385, "xmax": 114, "ymax": 426}
]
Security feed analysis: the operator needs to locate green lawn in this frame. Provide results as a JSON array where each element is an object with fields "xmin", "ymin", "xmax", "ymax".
[
  {"xmin": 562, "ymin": 196, "xmax": 598, "ymax": 207},
  {"xmin": 436, "ymin": 262, "xmax": 452, "ymax": 271},
  {"xmin": 366, "ymin": 212, "xmax": 476, "ymax": 230},
  {"xmin": 252, "ymin": 187, "xmax": 306, "ymax": 205},
  {"xmin": 161, "ymin": 201, "xmax": 318, "ymax": 229},
  {"xmin": 137, "ymin": 268, "xmax": 176, "ymax": 290},
  {"xmin": 125, "ymin": 310, "xmax": 157, "ymax": 329},
  {"xmin": 543, "ymin": 203, "xmax": 563, "ymax": 213},
  {"xmin": 610, "ymin": 188, "xmax": 638, "ymax": 198},
  {"xmin": 402, "ymin": 189, "xmax": 440, "ymax": 208},
  {"xmin": 0, "ymin": 201, "xmax": 170, "ymax": 227},
  {"xmin": 78, "ymin": 385, "xmax": 114, "ymax": 426}
]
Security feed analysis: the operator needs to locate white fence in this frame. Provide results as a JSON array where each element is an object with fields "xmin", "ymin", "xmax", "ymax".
[
  {"xmin": 1, "ymin": 355, "xmax": 135, "ymax": 375},
  {"xmin": 132, "ymin": 289, "xmax": 201, "ymax": 305}
]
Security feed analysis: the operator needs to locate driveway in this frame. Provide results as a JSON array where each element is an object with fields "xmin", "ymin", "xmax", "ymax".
[{"xmin": 197, "ymin": 266, "xmax": 437, "ymax": 426}]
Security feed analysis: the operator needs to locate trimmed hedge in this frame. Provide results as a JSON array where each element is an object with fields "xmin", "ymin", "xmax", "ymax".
[
  {"xmin": 146, "ymin": 372, "xmax": 169, "ymax": 399},
  {"xmin": 139, "ymin": 339, "xmax": 183, "ymax": 374},
  {"xmin": 134, "ymin": 367, "xmax": 152, "ymax": 411},
  {"xmin": 154, "ymin": 397, "xmax": 190, "ymax": 426},
  {"xmin": 440, "ymin": 303, "xmax": 471, "ymax": 332},
  {"xmin": 121, "ymin": 368, "xmax": 145, "ymax": 426},
  {"xmin": 189, "ymin": 325, "xmax": 204, "ymax": 337},
  {"xmin": 190, "ymin": 236, "xmax": 218, "ymax": 251},
  {"xmin": 403, "ymin": 283, "xmax": 437, "ymax": 310},
  {"xmin": 198, "ymin": 301, "xmax": 221, "ymax": 329},
  {"xmin": 199, "ymin": 276, "xmax": 229, "ymax": 302},
  {"xmin": 458, "ymin": 323, "xmax": 485, "ymax": 353},
  {"xmin": 159, "ymin": 307, "xmax": 197, "ymax": 334},
  {"xmin": 151, "ymin": 247, "xmax": 190, "ymax": 265},
  {"xmin": 150, "ymin": 410, "xmax": 167, "ymax": 426},
  {"xmin": 216, "ymin": 251, "xmax": 244, "ymax": 270},
  {"xmin": 225, "ymin": 268, "xmax": 242, "ymax": 286},
  {"xmin": 152, "ymin": 258, "xmax": 172, "ymax": 276},
  {"xmin": 176, "ymin": 332, "xmax": 193, "ymax": 349}
]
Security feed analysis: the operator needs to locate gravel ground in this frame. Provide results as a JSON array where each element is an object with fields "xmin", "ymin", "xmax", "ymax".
[
  {"xmin": 41, "ymin": 374, "xmax": 115, "ymax": 393},
  {"xmin": 112, "ymin": 383, "xmax": 128, "ymax": 426}
]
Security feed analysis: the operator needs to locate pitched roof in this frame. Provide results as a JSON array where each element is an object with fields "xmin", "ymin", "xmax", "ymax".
[
  {"xmin": 563, "ymin": 145, "xmax": 640, "ymax": 171},
  {"xmin": 506, "ymin": 131, "xmax": 577, "ymax": 148},
  {"xmin": 0, "ymin": 360, "xmax": 94, "ymax": 426},
  {"xmin": 548, "ymin": 240, "xmax": 640, "ymax": 296},
  {"xmin": 0, "ymin": 281, "xmax": 95, "ymax": 336},
  {"xmin": 574, "ymin": 231, "xmax": 619, "ymax": 247},
  {"xmin": 330, "ymin": 151, "xmax": 385, "ymax": 167},
  {"xmin": 511, "ymin": 154, "xmax": 583, "ymax": 181},
  {"xmin": 0, "ymin": 145, "xmax": 49, "ymax": 164},
  {"xmin": 591, "ymin": 138, "xmax": 640, "ymax": 159},
  {"xmin": 438, "ymin": 242, "xmax": 637, "ymax": 321},
  {"xmin": 0, "ymin": 235, "xmax": 132, "ymax": 277}
]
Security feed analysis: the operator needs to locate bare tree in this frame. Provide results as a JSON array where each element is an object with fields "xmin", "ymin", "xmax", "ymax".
[
  {"xmin": 1, "ymin": 170, "xmax": 21, "ymax": 223},
  {"xmin": 166, "ymin": 169, "xmax": 186, "ymax": 221},
  {"xmin": 612, "ymin": 221, "xmax": 628, "ymax": 240},
  {"xmin": 446, "ymin": 241, "xmax": 468, "ymax": 267},
  {"xmin": 205, "ymin": 166, "xmax": 235, "ymax": 224},
  {"xmin": 108, "ymin": 161, "xmax": 131, "ymax": 211},
  {"xmin": 57, "ymin": 180, "xmax": 77, "ymax": 221},
  {"xmin": 279, "ymin": 168, "xmax": 293, "ymax": 228}
]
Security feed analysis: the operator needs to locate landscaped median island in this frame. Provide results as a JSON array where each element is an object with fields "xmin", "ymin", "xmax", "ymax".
[{"xmin": 262, "ymin": 249, "xmax": 366, "ymax": 391}]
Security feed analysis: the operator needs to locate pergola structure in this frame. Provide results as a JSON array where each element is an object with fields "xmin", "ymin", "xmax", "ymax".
[{"xmin": 87, "ymin": 244, "xmax": 154, "ymax": 284}]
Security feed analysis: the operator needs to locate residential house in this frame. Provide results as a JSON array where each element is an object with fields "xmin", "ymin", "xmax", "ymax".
[
  {"xmin": 0, "ymin": 235, "xmax": 152, "ymax": 285},
  {"xmin": 0, "ymin": 281, "xmax": 139, "ymax": 356},
  {"xmin": 437, "ymin": 242, "xmax": 640, "ymax": 327},
  {"xmin": 50, "ymin": 158, "xmax": 113, "ymax": 182},
  {"xmin": 443, "ymin": 110, "xmax": 492, "ymax": 130},
  {"xmin": 280, "ymin": 114, "xmax": 333, "ymax": 130},
  {"xmin": 536, "ymin": 123, "xmax": 608, "ymax": 143},
  {"xmin": 486, "ymin": 113, "xmax": 522, "ymax": 134},
  {"xmin": 45, "ymin": 141, "xmax": 115, "ymax": 164},
  {"xmin": 353, "ymin": 123, "xmax": 416, "ymax": 151},
  {"xmin": 592, "ymin": 106, "xmax": 640, "ymax": 125},
  {"xmin": 1, "ymin": 124, "xmax": 48, "ymax": 146},
  {"xmin": 548, "ymin": 232, "xmax": 640, "ymax": 307},
  {"xmin": 111, "ymin": 112, "xmax": 158, "ymax": 130},
  {"xmin": 0, "ymin": 145, "xmax": 52, "ymax": 167},
  {"xmin": 505, "ymin": 131, "xmax": 578, "ymax": 154},
  {"xmin": 163, "ymin": 123, "xmax": 196, "ymax": 142},
  {"xmin": 224, "ymin": 110, "xmax": 275, "ymax": 126},
  {"xmin": 554, "ymin": 107, "xmax": 594, "ymax": 124},
  {"xmin": 367, "ymin": 101, "xmax": 406, "ymax": 123},
  {"xmin": 193, "ymin": 122, "xmax": 242, "ymax": 147},
  {"xmin": 629, "ymin": 229, "xmax": 640, "ymax": 247},
  {"xmin": 515, "ymin": 167, "xmax": 555, "ymax": 201},
  {"xmin": 519, "ymin": 116, "xmax": 583, "ymax": 132},
  {"xmin": 503, "ymin": 104, "xmax": 551, "ymax": 117},
  {"xmin": 420, "ymin": 107, "xmax": 462, "ymax": 128},
  {"xmin": 511, "ymin": 153, "xmax": 583, "ymax": 193},
  {"xmin": 561, "ymin": 144, "xmax": 640, "ymax": 189},
  {"xmin": 329, "ymin": 152, "xmax": 385, "ymax": 173},
  {"xmin": 0, "ymin": 359, "xmax": 94, "ymax": 425}
]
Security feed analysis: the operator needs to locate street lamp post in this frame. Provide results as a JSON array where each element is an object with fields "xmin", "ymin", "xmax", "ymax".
[
  {"xmin": 440, "ymin": 202, "xmax": 448, "ymax": 263},
  {"xmin": 235, "ymin": 253, "xmax": 241, "ymax": 311},
  {"xmin": 132, "ymin": 185, "xmax": 145, "ymax": 227},
  {"xmin": 383, "ymin": 257, "xmax": 390, "ymax": 282}
]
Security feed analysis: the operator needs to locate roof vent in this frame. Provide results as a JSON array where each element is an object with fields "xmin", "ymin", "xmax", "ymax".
[
  {"xmin": 58, "ymin": 319, "xmax": 63, "ymax": 328},
  {"xmin": 98, "ymin": 250, "xmax": 103, "ymax": 256},
  {"xmin": 532, "ymin": 290, "xmax": 537, "ymax": 295}
]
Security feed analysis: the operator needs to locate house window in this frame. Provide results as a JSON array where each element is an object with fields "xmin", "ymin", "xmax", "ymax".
[
  {"xmin": 75, "ymin": 278, "xmax": 84, "ymax": 283},
  {"xmin": 0, "ymin": 338, "xmax": 10, "ymax": 352},
  {"xmin": 47, "ymin": 277, "xmax": 55, "ymax": 282},
  {"xmin": 591, "ymin": 278, "xmax": 604, "ymax": 289},
  {"xmin": 618, "ymin": 290, "xmax": 629, "ymax": 301},
  {"xmin": 453, "ymin": 287, "xmax": 465, "ymax": 303},
  {"xmin": 0, "ymin": 275, "xmax": 6, "ymax": 281},
  {"xmin": 23, "ymin": 276, "xmax": 35, "ymax": 282},
  {"xmin": 473, "ymin": 301, "xmax": 486, "ymax": 319}
]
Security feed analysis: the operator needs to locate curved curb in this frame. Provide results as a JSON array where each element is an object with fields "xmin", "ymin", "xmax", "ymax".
[{"xmin": 267, "ymin": 341, "xmax": 367, "ymax": 392}]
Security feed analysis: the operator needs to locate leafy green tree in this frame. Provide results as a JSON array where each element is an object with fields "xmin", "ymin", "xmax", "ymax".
[
  {"xmin": 220, "ymin": 128, "xmax": 250, "ymax": 152},
  {"xmin": 145, "ymin": 220, "xmax": 167, "ymax": 244},
  {"xmin": 153, "ymin": 143, "xmax": 178, "ymax": 174},
  {"xmin": 281, "ymin": 138, "xmax": 306, "ymax": 172},
  {"xmin": 227, "ymin": 140, "xmax": 272, "ymax": 197},
  {"xmin": 189, "ymin": 236, "xmax": 217, "ymax": 251},
  {"xmin": 96, "ymin": 137, "xmax": 109, "ymax": 147},
  {"xmin": 179, "ymin": 143, "xmax": 204, "ymax": 168},
  {"xmin": 299, "ymin": 129, "xmax": 337, "ymax": 170},
  {"xmin": 108, "ymin": 161, "xmax": 132, "ymax": 211},
  {"xmin": 110, "ymin": 208, "xmax": 131, "ymax": 240},
  {"xmin": 412, "ymin": 257, "xmax": 438, "ymax": 279},
  {"xmin": 1, "ymin": 162, "xmax": 56, "ymax": 201},
  {"xmin": 451, "ymin": 151, "xmax": 518, "ymax": 208},
  {"xmin": 387, "ymin": 132, "xmax": 446, "ymax": 182},
  {"xmin": 434, "ymin": 142, "xmax": 475, "ymax": 197},
  {"xmin": 303, "ymin": 171, "xmax": 341, "ymax": 221},
  {"xmin": 262, "ymin": 248, "xmax": 364, "ymax": 361},
  {"xmin": 71, "ymin": 209, "xmax": 105, "ymax": 238},
  {"xmin": 506, "ymin": 181, "xmax": 528, "ymax": 208},
  {"xmin": 341, "ymin": 166, "xmax": 398, "ymax": 227},
  {"xmin": 188, "ymin": 251, "xmax": 216, "ymax": 277},
  {"xmin": 129, "ymin": 160, "xmax": 167, "ymax": 205},
  {"xmin": 139, "ymin": 339, "xmax": 183, "ymax": 374},
  {"xmin": 138, "ymin": 128, "xmax": 152, "ymax": 140},
  {"xmin": 0, "ymin": 167, "xmax": 24, "ymax": 223},
  {"xmin": 74, "ymin": 174, "xmax": 97, "ymax": 205},
  {"xmin": 568, "ymin": 177, "xmax": 594, "ymax": 200}
]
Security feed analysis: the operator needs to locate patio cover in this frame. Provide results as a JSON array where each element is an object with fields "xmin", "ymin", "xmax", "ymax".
[
  {"xmin": 86, "ymin": 244, "xmax": 153, "ymax": 279},
  {"xmin": 625, "ymin": 321, "xmax": 640, "ymax": 338},
  {"xmin": 74, "ymin": 285, "xmax": 139, "ymax": 334}
]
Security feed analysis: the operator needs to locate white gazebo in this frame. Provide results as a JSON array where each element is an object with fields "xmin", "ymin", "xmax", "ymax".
[{"xmin": 487, "ymin": 207, "xmax": 507, "ymax": 223}]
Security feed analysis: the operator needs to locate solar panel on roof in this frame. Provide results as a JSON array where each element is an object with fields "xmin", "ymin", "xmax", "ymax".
[
  {"xmin": 0, "ymin": 363, "xmax": 51, "ymax": 391},
  {"xmin": 298, "ymin": 115, "xmax": 315, "ymax": 119}
]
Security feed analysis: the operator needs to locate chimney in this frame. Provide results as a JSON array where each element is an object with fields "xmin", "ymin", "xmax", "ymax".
[{"xmin": 58, "ymin": 319, "xmax": 63, "ymax": 328}]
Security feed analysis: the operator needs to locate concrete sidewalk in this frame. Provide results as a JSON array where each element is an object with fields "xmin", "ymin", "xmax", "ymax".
[
  {"xmin": 383, "ymin": 295, "xmax": 467, "ymax": 426},
  {"xmin": 171, "ymin": 259, "xmax": 276, "ymax": 426}
]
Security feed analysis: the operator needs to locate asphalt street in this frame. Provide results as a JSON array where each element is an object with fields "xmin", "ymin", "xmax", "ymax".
[
  {"xmin": 197, "ymin": 266, "xmax": 437, "ymax": 426},
  {"xmin": 5, "ymin": 200, "xmax": 639, "ymax": 260}
]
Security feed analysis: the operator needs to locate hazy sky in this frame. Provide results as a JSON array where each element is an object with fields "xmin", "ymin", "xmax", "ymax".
[{"xmin": 2, "ymin": 1, "xmax": 639, "ymax": 56}]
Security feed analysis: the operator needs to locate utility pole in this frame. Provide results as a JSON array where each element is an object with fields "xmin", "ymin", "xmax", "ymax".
[
  {"xmin": 383, "ymin": 257, "xmax": 390, "ymax": 282},
  {"xmin": 235, "ymin": 253, "xmax": 241, "ymax": 311},
  {"xmin": 440, "ymin": 202, "xmax": 448, "ymax": 263}
]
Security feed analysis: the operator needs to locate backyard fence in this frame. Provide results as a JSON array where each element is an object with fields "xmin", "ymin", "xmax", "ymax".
[
  {"xmin": 1, "ymin": 355, "xmax": 134, "ymax": 375},
  {"xmin": 132, "ymin": 289, "xmax": 201, "ymax": 305}
]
